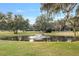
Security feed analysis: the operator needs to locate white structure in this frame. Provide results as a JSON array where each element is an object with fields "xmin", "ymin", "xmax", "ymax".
[{"xmin": 29, "ymin": 34, "xmax": 49, "ymax": 42}]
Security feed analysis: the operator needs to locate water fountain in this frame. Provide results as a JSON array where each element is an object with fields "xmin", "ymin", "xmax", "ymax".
[{"xmin": 28, "ymin": 34, "xmax": 50, "ymax": 42}]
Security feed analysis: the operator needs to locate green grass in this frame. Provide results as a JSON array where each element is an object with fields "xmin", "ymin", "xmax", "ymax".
[
  {"xmin": 44, "ymin": 31, "xmax": 75, "ymax": 36},
  {"xmin": 0, "ymin": 31, "xmax": 79, "ymax": 56},
  {"xmin": 0, "ymin": 31, "xmax": 40, "ymax": 37},
  {"xmin": 0, "ymin": 31, "xmax": 79, "ymax": 37},
  {"xmin": 0, "ymin": 40, "xmax": 79, "ymax": 56}
]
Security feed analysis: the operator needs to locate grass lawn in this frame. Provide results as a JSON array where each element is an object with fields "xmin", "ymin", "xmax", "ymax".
[
  {"xmin": 0, "ymin": 31, "xmax": 40, "ymax": 37},
  {"xmin": 0, "ymin": 40, "xmax": 79, "ymax": 56},
  {"xmin": 0, "ymin": 31, "xmax": 79, "ymax": 56},
  {"xmin": 0, "ymin": 31, "xmax": 79, "ymax": 37},
  {"xmin": 44, "ymin": 31, "xmax": 79, "ymax": 36}
]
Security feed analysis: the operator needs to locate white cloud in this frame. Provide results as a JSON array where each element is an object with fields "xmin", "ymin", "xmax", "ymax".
[
  {"xmin": 30, "ymin": 20, "xmax": 35, "ymax": 25},
  {"xmin": 28, "ymin": 17, "xmax": 36, "ymax": 25},
  {"xmin": 16, "ymin": 9, "xmax": 24, "ymax": 13},
  {"xmin": 24, "ymin": 16, "xmax": 36, "ymax": 25},
  {"xmin": 28, "ymin": 9, "xmax": 40, "ymax": 12},
  {"xmin": 16, "ymin": 9, "xmax": 39, "ymax": 14}
]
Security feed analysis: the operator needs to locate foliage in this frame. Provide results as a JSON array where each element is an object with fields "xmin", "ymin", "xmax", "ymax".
[
  {"xmin": 45, "ymin": 27, "xmax": 52, "ymax": 33},
  {"xmin": 40, "ymin": 3, "xmax": 78, "ymax": 40},
  {"xmin": 0, "ymin": 12, "xmax": 30, "ymax": 34},
  {"xmin": 34, "ymin": 14, "xmax": 53, "ymax": 32}
]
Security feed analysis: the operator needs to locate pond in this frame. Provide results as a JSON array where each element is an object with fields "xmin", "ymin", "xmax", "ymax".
[{"xmin": 0, "ymin": 35, "xmax": 79, "ymax": 42}]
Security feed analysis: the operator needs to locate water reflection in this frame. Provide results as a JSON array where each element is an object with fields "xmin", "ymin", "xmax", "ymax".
[{"xmin": 0, "ymin": 35, "xmax": 79, "ymax": 42}]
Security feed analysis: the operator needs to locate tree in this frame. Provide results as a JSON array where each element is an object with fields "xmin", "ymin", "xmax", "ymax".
[
  {"xmin": 0, "ymin": 12, "xmax": 5, "ymax": 20},
  {"xmin": 40, "ymin": 3, "xmax": 78, "ymax": 40},
  {"xmin": 6, "ymin": 12, "xmax": 13, "ymax": 31},
  {"xmin": 0, "ymin": 12, "xmax": 7, "ymax": 31},
  {"xmin": 68, "ymin": 5, "xmax": 79, "ymax": 40},
  {"xmin": 0, "ymin": 17, "xmax": 7, "ymax": 30},
  {"xmin": 41, "ymin": 3, "xmax": 77, "ymax": 19},
  {"xmin": 40, "ymin": 3, "xmax": 61, "ymax": 16},
  {"xmin": 21, "ymin": 19, "xmax": 30, "ymax": 31},
  {"xmin": 67, "ymin": 16, "xmax": 79, "ymax": 40},
  {"xmin": 76, "ymin": 5, "xmax": 79, "ymax": 16},
  {"xmin": 0, "ymin": 12, "xmax": 30, "ymax": 33},
  {"xmin": 13, "ymin": 15, "xmax": 24, "ymax": 34},
  {"xmin": 12, "ymin": 14, "xmax": 30, "ymax": 34},
  {"xmin": 34, "ymin": 14, "xmax": 53, "ymax": 32}
]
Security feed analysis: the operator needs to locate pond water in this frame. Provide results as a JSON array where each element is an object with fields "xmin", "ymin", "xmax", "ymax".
[{"xmin": 0, "ymin": 35, "xmax": 79, "ymax": 42}]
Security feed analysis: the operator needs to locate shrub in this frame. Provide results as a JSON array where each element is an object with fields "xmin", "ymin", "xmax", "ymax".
[{"xmin": 45, "ymin": 28, "xmax": 52, "ymax": 33}]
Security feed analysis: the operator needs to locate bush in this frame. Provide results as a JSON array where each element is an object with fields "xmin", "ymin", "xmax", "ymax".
[{"xmin": 45, "ymin": 28, "xmax": 52, "ymax": 33}]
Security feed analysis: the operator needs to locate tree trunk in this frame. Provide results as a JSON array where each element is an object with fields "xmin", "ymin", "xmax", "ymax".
[
  {"xmin": 14, "ymin": 30, "xmax": 18, "ymax": 34},
  {"xmin": 73, "ymin": 27, "xmax": 77, "ymax": 40},
  {"xmin": 23, "ymin": 30, "xmax": 25, "ymax": 32}
]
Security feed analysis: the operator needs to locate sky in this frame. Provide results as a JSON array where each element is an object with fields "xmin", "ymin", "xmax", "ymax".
[
  {"xmin": 0, "ymin": 3, "xmax": 41, "ymax": 24},
  {"xmin": 0, "ymin": 3, "xmax": 78, "ymax": 24}
]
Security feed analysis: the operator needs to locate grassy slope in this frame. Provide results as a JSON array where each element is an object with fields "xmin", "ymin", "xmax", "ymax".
[{"xmin": 0, "ymin": 40, "xmax": 79, "ymax": 56}]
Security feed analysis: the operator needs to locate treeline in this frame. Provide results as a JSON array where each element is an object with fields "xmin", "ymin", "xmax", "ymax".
[
  {"xmin": 33, "ymin": 14, "xmax": 79, "ymax": 32},
  {"xmin": 32, "ymin": 3, "xmax": 79, "ymax": 34},
  {"xmin": 34, "ymin": 3, "xmax": 79, "ymax": 39},
  {"xmin": 1, "ymin": 12, "xmax": 79, "ymax": 34},
  {"xmin": 0, "ymin": 12, "xmax": 30, "ymax": 34},
  {"xmin": 1, "ymin": 3, "xmax": 79, "ymax": 37}
]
